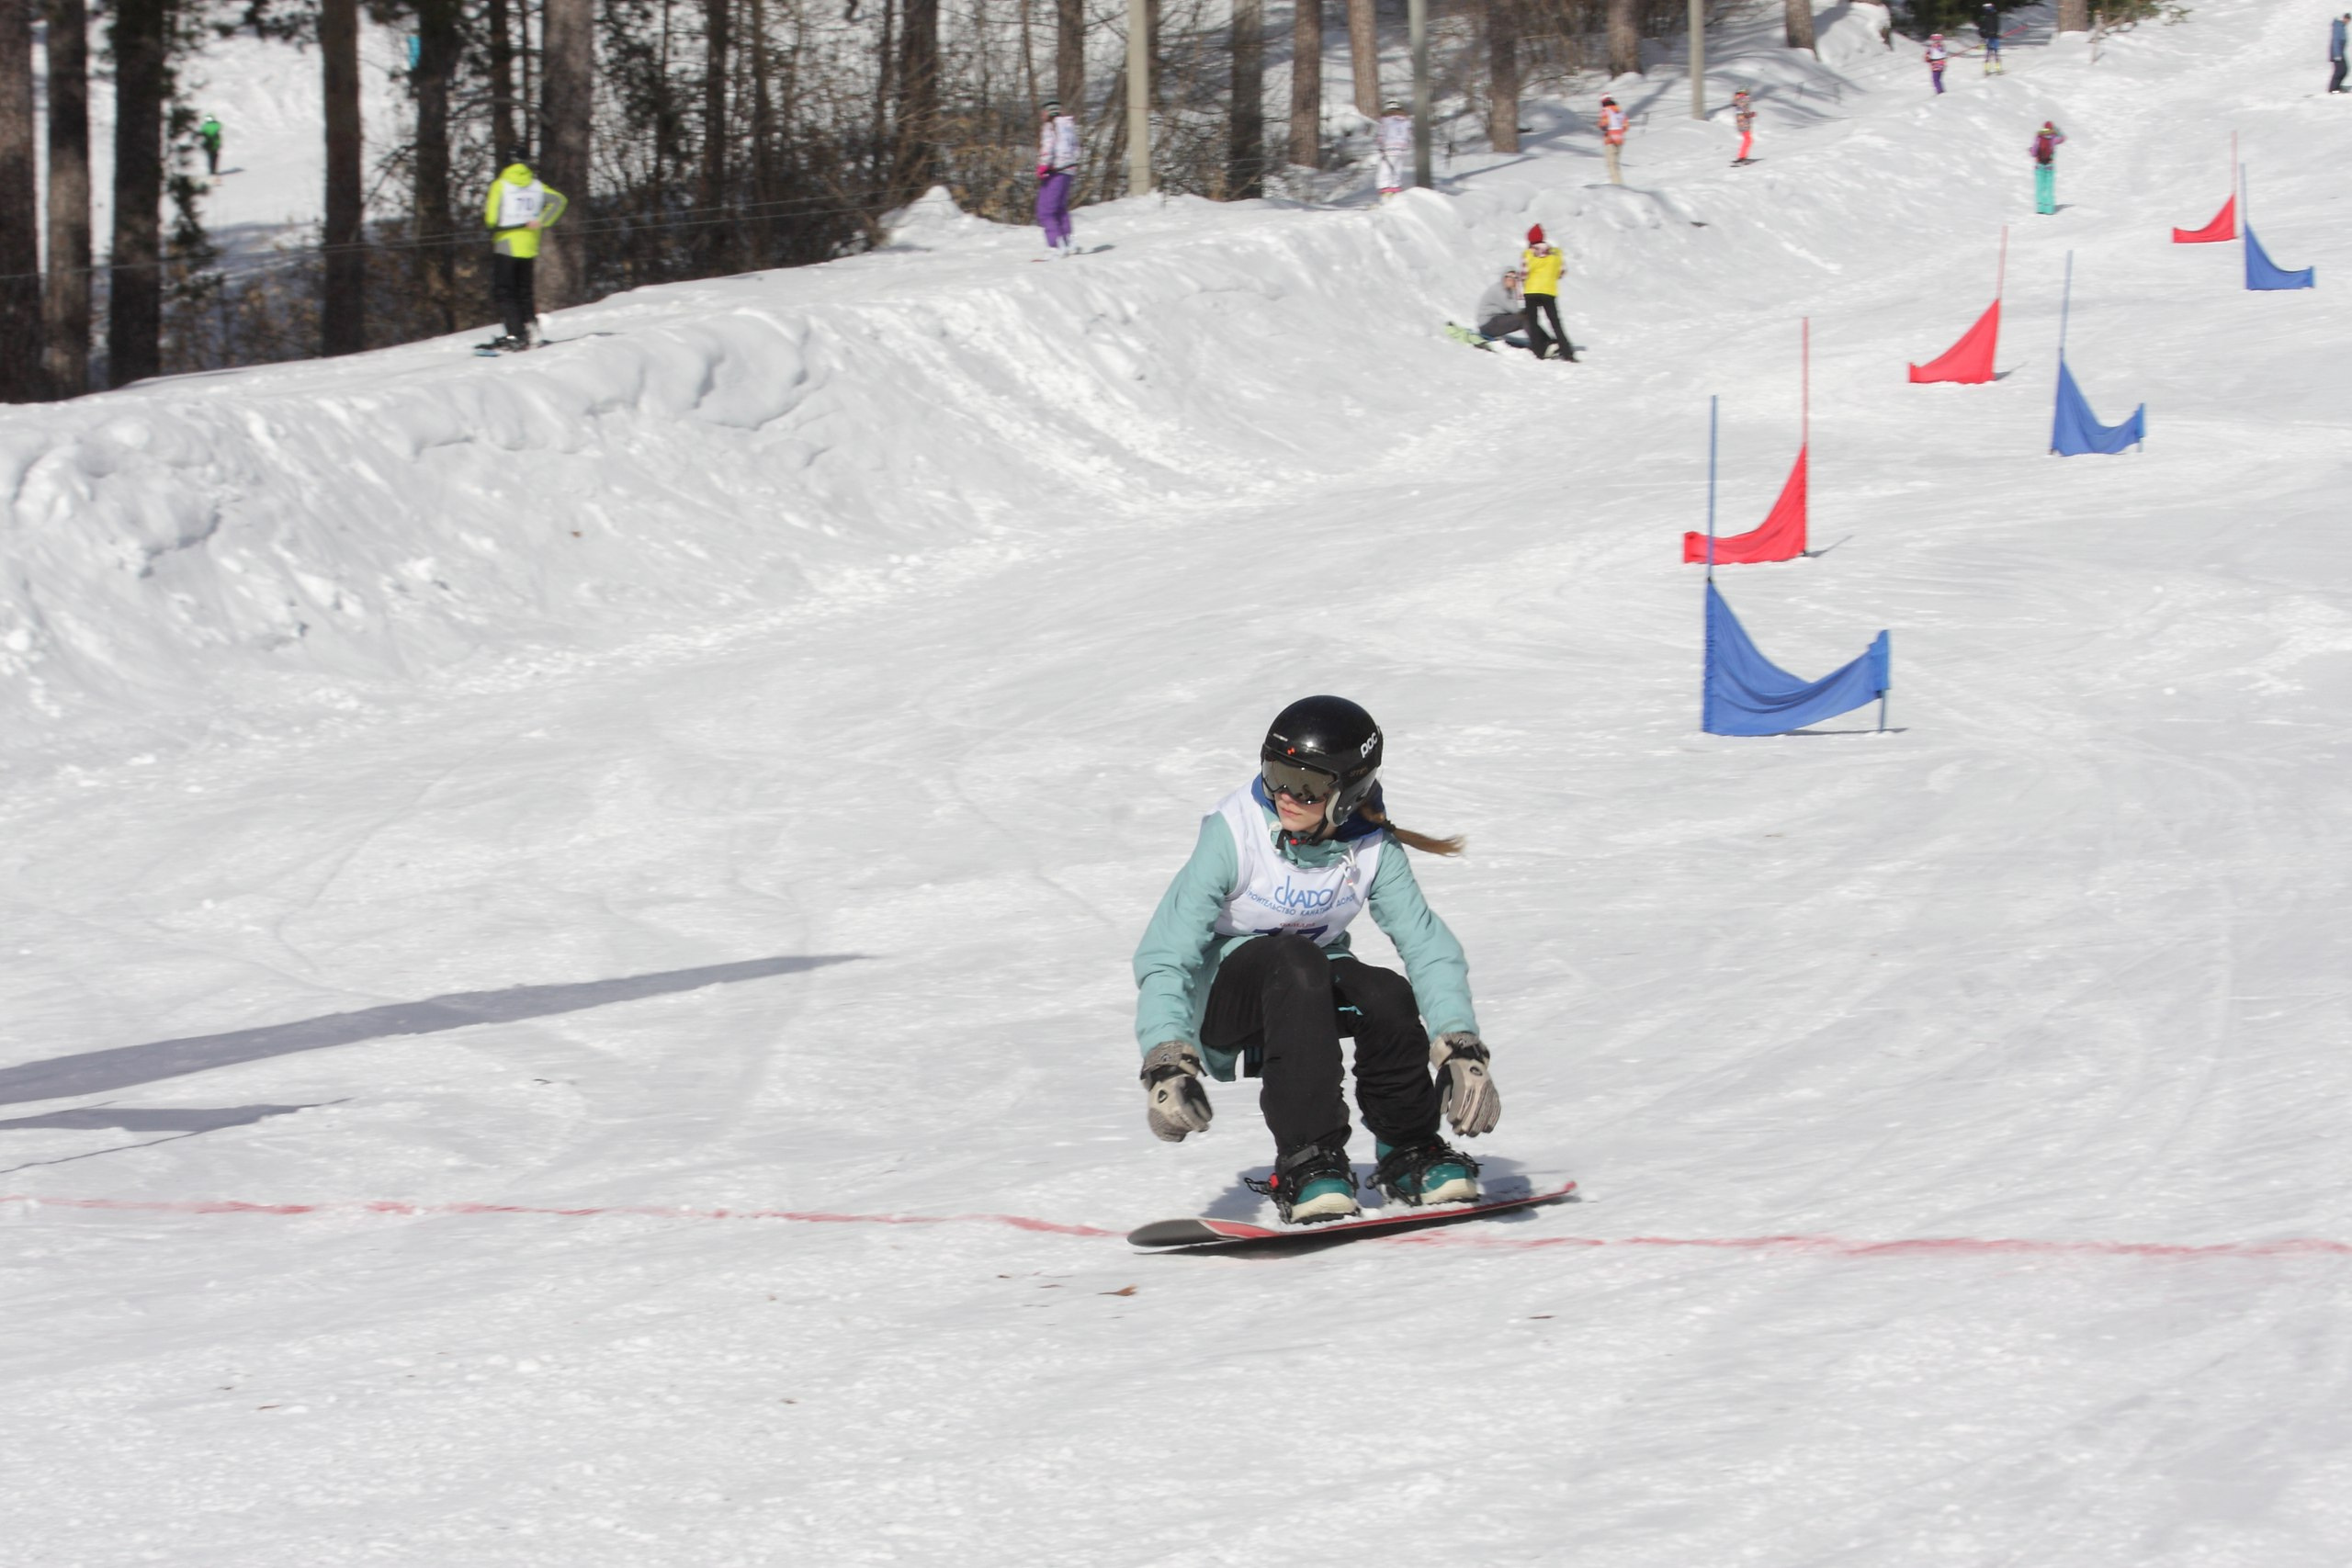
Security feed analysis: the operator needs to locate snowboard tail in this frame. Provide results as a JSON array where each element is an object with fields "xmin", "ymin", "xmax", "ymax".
[{"xmin": 1129, "ymin": 1180, "xmax": 1577, "ymax": 1252}]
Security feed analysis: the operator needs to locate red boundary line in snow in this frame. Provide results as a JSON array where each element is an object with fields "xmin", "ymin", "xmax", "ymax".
[{"xmin": 5, "ymin": 1192, "xmax": 2350, "ymax": 1258}]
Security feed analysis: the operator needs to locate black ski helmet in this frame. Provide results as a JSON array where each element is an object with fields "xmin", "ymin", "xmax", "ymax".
[{"xmin": 1261, "ymin": 695, "xmax": 1383, "ymax": 831}]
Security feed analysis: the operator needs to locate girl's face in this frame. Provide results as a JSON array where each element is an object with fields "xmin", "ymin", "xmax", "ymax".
[{"xmin": 1272, "ymin": 788, "xmax": 1326, "ymax": 835}]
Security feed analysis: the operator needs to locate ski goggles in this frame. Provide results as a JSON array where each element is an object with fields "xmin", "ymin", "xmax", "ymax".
[{"xmin": 1260, "ymin": 757, "xmax": 1341, "ymax": 806}]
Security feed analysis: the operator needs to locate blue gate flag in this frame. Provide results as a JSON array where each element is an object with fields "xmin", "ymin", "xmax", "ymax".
[
  {"xmin": 2051, "ymin": 359, "xmax": 2145, "ymax": 456},
  {"xmin": 1703, "ymin": 582, "xmax": 1891, "ymax": 737},
  {"xmin": 2245, "ymin": 222, "xmax": 2314, "ymax": 290}
]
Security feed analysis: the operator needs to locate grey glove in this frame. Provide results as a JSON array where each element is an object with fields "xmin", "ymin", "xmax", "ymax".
[
  {"xmin": 1432, "ymin": 1032, "xmax": 1501, "ymax": 1137},
  {"xmin": 1141, "ymin": 1041, "xmax": 1214, "ymax": 1143}
]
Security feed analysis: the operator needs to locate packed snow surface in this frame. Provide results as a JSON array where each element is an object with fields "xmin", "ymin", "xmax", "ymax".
[{"xmin": 6, "ymin": 2, "xmax": 2352, "ymax": 1562}]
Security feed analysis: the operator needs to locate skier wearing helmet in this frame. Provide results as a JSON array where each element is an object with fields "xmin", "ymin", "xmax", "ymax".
[
  {"xmin": 2030, "ymin": 120, "xmax": 2066, "ymax": 215},
  {"xmin": 1036, "ymin": 100, "xmax": 1082, "ymax": 257},
  {"xmin": 1925, "ymin": 33, "xmax": 1951, "ymax": 93},
  {"xmin": 1132, "ymin": 697, "xmax": 1501, "ymax": 1224},
  {"xmin": 1375, "ymin": 99, "xmax": 1414, "ymax": 199}
]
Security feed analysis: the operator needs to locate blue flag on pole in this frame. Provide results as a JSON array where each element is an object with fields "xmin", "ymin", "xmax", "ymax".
[
  {"xmin": 2245, "ymin": 222, "xmax": 2314, "ymax": 291},
  {"xmin": 1702, "ymin": 582, "xmax": 1891, "ymax": 737},
  {"xmin": 2051, "ymin": 359, "xmax": 2145, "ymax": 456}
]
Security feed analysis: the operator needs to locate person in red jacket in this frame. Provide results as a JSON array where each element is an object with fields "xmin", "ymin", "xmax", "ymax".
[{"xmin": 1599, "ymin": 96, "xmax": 1628, "ymax": 185}]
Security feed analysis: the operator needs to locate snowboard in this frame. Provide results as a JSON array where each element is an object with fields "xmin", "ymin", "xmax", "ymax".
[
  {"xmin": 1442, "ymin": 321, "xmax": 1496, "ymax": 351},
  {"xmin": 1129, "ymin": 1179, "xmax": 1577, "ymax": 1252}
]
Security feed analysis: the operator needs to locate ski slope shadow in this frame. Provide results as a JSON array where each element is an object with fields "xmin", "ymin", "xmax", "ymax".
[{"xmin": 0, "ymin": 954, "xmax": 863, "ymax": 1107}]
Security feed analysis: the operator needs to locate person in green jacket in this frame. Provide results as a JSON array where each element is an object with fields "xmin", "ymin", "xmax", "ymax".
[
  {"xmin": 198, "ymin": 115, "xmax": 223, "ymax": 177},
  {"xmin": 481, "ymin": 159, "xmax": 569, "ymax": 351},
  {"xmin": 1132, "ymin": 695, "xmax": 1504, "ymax": 1224}
]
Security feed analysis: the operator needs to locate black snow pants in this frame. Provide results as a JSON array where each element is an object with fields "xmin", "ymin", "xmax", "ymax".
[
  {"xmin": 2333, "ymin": 56, "xmax": 2348, "ymax": 94},
  {"xmin": 1522, "ymin": 291, "xmax": 1571, "ymax": 359},
  {"xmin": 492, "ymin": 253, "xmax": 537, "ymax": 341},
  {"xmin": 1199, "ymin": 933, "xmax": 1443, "ymax": 1158}
]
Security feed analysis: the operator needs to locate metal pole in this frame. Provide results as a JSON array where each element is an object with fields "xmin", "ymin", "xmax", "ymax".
[
  {"xmin": 2052, "ymin": 251, "xmax": 2073, "ymax": 454},
  {"xmin": 1689, "ymin": 0, "xmax": 1706, "ymax": 119},
  {"xmin": 1705, "ymin": 395, "xmax": 1719, "ymax": 581},
  {"xmin": 1126, "ymin": 0, "xmax": 1152, "ymax": 197},
  {"xmin": 1409, "ymin": 0, "xmax": 1432, "ymax": 187}
]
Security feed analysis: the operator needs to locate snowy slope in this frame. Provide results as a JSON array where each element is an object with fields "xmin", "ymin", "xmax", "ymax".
[{"xmin": 6, "ymin": 2, "xmax": 2352, "ymax": 1563}]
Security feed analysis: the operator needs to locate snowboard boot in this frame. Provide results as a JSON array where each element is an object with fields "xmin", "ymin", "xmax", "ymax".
[
  {"xmin": 1372, "ymin": 1136, "xmax": 1481, "ymax": 1208},
  {"xmin": 1247, "ymin": 1143, "xmax": 1361, "ymax": 1225}
]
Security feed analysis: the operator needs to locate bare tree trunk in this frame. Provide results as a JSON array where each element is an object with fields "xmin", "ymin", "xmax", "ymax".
[
  {"xmin": 750, "ymin": 0, "xmax": 773, "ymax": 265},
  {"xmin": 43, "ymin": 0, "xmax": 91, "ymax": 396},
  {"xmin": 2056, "ymin": 0, "xmax": 2089, "ymax": 31},
  {"xmin": 698, "ymin": 0, "xmax": 729, "ymax": 271},
  {"xmin": 537, "ymin": 0, "xmax": 592, "ymax": 307},
  {"xmin": 488, "ymin": 0, "xmax": 516, "ymax": 157},
  {"xmin": 1782, "ymin": 0, "xmax": 1815, "ymax": 53},
  {"xmin": 106, "ymin": 0, "xmax": 165, "ymax": 387},
  {"xmin": 1346, "ymin": 0, "xmax": 1377, "ymax": 114},
  {"xmin": 1055, "ymin": 0, "xmax": 1081, "ymax": 106},
  {"xmin": 1487, "ymin": 0, "xmax": 1517, "ymax": 152},
  {"xmin": 321, "ymin": 0, "xmax": 365, "ymax": 355},
  {"xmin": 0, "ymin": 0, "xmax": 42, "ymax": 400},
  {"xmin": 413, "ymin": 0, "xmax": 459, "ymax": 332},
  {"xmin": 894, "ymin": 0, "xmax": 939, "ymax": 198},
  {"xmin": 1289, "ymin": 0, "xmax": 1320, "ymax": 168},
  {"xmin": 1607, "ymin": 0, "xmax": 1639, "ymax": 76},
  {"xmin": 1227, "ymin": 0, "xmax": 1263, "ymax": 196}
]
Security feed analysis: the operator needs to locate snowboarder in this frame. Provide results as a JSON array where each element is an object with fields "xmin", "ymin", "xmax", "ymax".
[
  {"xmin": 1978, "ymin": 4, "xmax": 2007, "ymax": 73},
  {"xmin": 1599, "ymin": 96, "xmax": 1628, "ymax": 185},
  {"xmin": 1474, "ymin": 265, "xmax": 1531, "ymax": 350},
  {"xmin": 2030, "ymin": 120, "xmax": 2065, "ymax": 215},
  {"xmin": 1132, "ymin": 696, "xmax": 1502, "ymax": 1225},
  {"xmin": 1925, "ymin": 34, "xmax": 1951, "ymax": 93},
  {"xmin": 481, "ymin": 157, "xmax": 568, "ymax": 352},
  {"xmin": 1374, "ymin": 100, "xmax": 1413, "ymax": 199},
  {"xmin": 198, "ymin": 115, "xmax": 223, "ymax": 176},
  {"xmin": 1732, "ymin": 89, "xmax": 1757, "ymax": 165},
  {"xmin": 1036, "ymin": 100, "xmax": 1081, "ymax": 257},
  {"xmin": 1520, "ymin": 224, "xmax": 1577, "ymax": 361},
  {"xmin": 2332, "ymin": 13, "xmax": 2349, "ymax": 94}
]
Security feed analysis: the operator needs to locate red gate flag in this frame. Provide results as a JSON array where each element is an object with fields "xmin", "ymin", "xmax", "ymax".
[
  {"xmin": 1908, "ymin": 299, "xmax": 1999, "ymax": 384},
  {"xmin": 2173, "ymin": 194, "xmax": 2236, "ymax": 243},
  {"xmin": 1683, "ymin": 446, "xmax": 1807, "ymax": 564}
]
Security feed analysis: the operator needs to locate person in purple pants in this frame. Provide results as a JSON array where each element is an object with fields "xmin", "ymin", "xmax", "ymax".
[{"xmin": 1036, "ymin": 101, "xmax": 1081, "ymax": 258}]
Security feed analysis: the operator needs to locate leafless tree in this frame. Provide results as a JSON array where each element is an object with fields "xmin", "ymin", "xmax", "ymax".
[
  {"xmin": 321, "ymin": 0, "xmax": 365, "ymax": 355},
  {"xmin": 1056, "ymin": 0, "xmax": 1082, "ymax": 104},
  {"xmin": 538, "ymin": 0, "xmax": 594, "ymax": 306},
  {"xmin": 896, "ymin": 0, "xmax": 941, "ymax": 196},
  {"xmin": 1348, "ymin": 0, "xmax": 1379, "ymax": 113},
  {"xmin": 107, "ymin": 0, "xmax": 167, "ymax": 386},
  {"xmin": 1290, "ymin": 0, "xmax": 1321, "ymax": 166},
  {"xmin": 699, "ymin": 0, "xmax": 729, "ymax": 267},
  {"xmin": 1488, "ymin": 0, "xmax": 1519, "ymax": 151},
  {"xmin": 42, "ymin": 0, "xmax": 91, "ymax": 396},
  {"xmin": 0, "ymin": 0, "xmax": 40, "ymax": 400},
  {"xmin": 1782, "ymin": 0, "xmax": 1814, "ymax": 54},
  {"xmin": 1229, "ymin": 0, "xmax": 1264, "ymax": 193},
  {"xmin": 1606, "ymin": 0, "xmax": 1638, "ymax": 75},
  {"xmin": 2057, "ymin": 0, "xmax": 2089, "ymax": 30},
  {"xmin": 412, "ymin": 0, "xmax": 460, "ymax": 333}
]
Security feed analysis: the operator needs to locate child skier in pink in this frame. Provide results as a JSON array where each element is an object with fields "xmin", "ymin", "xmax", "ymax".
[
  {"xmin": 1925, "ymin": 34, "xmax": 1950, "ymax": 93},
  {"xmin": 1732, "ymin": 90, "xmax": 1756, "ymax": 166},
  {"xmin": 1036, "ymin": 101, "xmax": 1081, "ymax": 257},
  {"xmin": 1374, "ymin": 101, "xmax": 1413, "ymax": 199}
]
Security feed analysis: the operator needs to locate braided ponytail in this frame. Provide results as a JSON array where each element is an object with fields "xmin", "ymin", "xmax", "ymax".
[{"xmin": 1356, "ymin": 802, "xmax": 1464, "ymax": 857}]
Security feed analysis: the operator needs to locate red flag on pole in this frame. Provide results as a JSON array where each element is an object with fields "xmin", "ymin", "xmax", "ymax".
[
  {"xmin": 2172, "ymin": 194, "xmax": 2236, "ymax": 243},
  {"xmin": 1683, "ymin": 446, "xmax": 1806, "ymax": 564},
  {"xmin": 1906, "ymin": 299, "xmax": 2000, "ymax": 384}
]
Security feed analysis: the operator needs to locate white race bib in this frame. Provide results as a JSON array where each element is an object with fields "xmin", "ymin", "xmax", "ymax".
[
  {"xmin": 1209, "ymin": 784, "xmax": 1381, "ymax": 946},
  {"xmin": 496, "ymin": 181, "xmax": 547, "ymax": 227}
]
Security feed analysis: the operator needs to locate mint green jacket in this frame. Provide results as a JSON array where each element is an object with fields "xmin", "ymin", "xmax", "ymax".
[{"xmin": 1132, "ymin": 794, "xmax": 1479, "ymax": 1081}]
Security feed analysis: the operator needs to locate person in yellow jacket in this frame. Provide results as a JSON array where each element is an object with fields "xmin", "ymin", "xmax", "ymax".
[
  {"xmin": 1518, "ymin": 225, "xmax": 1577, "ymax": 362},
  {"xmin": 481, "ymin": 160, "xmax": 569, "ymax": 352}
]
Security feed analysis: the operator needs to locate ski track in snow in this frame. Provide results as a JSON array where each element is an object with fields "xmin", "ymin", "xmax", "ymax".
[{"xmin": 7, "ymin": 1, "xmax": 2352, "ymax": 1562}]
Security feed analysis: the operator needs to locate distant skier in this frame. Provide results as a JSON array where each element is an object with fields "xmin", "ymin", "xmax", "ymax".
[
  {"xmin": 1978, "ymin": 4, "xmax": 2007, "ymax": 74},
  {"xmin": 198, "ymin": 115, "xmax": 223, "ymax": 176},
  {"xmin": 1133, "ymin": 696, "xmax": 1502, "ymax": 1225},
  {"xmin": 1475, "ymin": 265, "xmax": 1531, "ymax": 351},
  {"xmin": 1520, "ymin": 224, "xmax": 1576, "ymax": 361},
  {"xmin": 1599, "ymin": 96, "xmax": 1628, "ymax": 185},
  {"xmin": 481, "ymin": 157, "xmax": 568, "ymax": 352},
  {"xmin": 2332, "ymin": 13, "xmax": 2349, "ymax": 94},
  {"xmin": 2030, "ymin": 120, "xmax": 2065, "ymax": 215},
  {"xmin": 1375, "ymin": 101, "xmax": 1413, "ymax": 199},
  {"xmin": 1731, "ymin": 89, "xmax": 1757, "ymax": 165},
  {"xmin": 1036, "ymin": 100, "xmax": 1081, "ymax": 257},
  {"xmin": 1925, "ymin": 34, "xmax": 1950, "ymax": 93}
]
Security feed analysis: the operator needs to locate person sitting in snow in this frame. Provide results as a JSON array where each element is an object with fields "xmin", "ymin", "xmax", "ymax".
[
  {"xmin": 1474, "ymin": 265, "xmax": 1532, "ymax": 351},
  {"xmin": 1374, "ymin": 100, "xmax": 1414, "ymax": 199},
  {"xmin": 1925, "ymin": 33, "xmax": 1951, "ymax": 93},
  {"xmin": 1036, "ymin": 100, "xmax": 1081, "ymax": 257},
  {"xmin": 1133, "ymin": 696, "xmax": 1501, "ymax": 1225},
  {"xmin": 2030, "ymin": 120, "xmax": 2065, "ymax": 215},
  {"xmin": 1731, "ymin": 89, "xmax": 1757, "ymax": 165}
]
